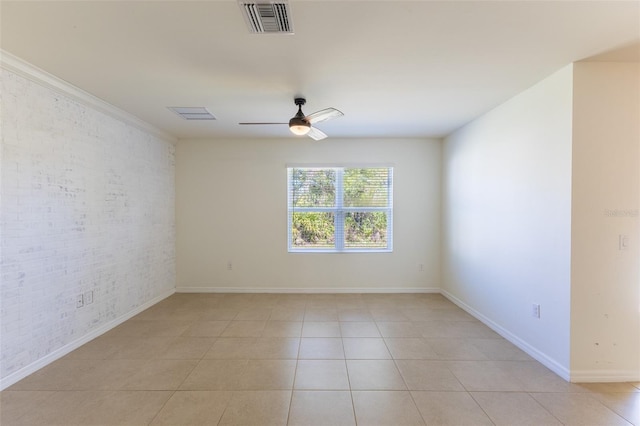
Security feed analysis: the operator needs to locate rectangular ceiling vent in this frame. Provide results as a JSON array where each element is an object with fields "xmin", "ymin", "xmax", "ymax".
[
  {"xmin": 238, "ymin": 1, "xmax": 293, "ymax": 34},
  {"xmin": 168, "ymin": 107, "xmax": 216, "ymax": 120}
]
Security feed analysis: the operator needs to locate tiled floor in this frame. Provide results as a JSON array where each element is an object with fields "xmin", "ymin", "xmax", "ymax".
[{"xmin": 1, "ymin": 293, "xmax": 639, "ymax": 425}]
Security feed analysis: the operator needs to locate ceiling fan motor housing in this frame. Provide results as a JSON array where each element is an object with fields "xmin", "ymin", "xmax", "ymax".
[{"xmin": 289, "ymin": 98, "xmax": 310, "ymax": 134}]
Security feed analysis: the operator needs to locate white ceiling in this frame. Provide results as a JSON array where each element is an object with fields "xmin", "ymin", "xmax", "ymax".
[{"xmin": 2, "ymin": 0, "xmax": 639, "ymax": 140}]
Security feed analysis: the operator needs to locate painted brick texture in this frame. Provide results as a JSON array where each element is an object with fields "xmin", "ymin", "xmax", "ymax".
[{"xmin": 1, "ymin": 69, "xmax": 176, "ymax": 380}]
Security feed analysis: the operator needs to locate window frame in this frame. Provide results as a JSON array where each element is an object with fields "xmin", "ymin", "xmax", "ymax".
[{"xmin": 287, "ymin": 165, "xmax": 394, "ymax": 253}]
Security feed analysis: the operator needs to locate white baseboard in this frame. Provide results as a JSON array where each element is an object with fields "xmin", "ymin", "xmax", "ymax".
[
  {"xmin": 176, "ymin": 286, "xmax": 440, "ymax": 294},
  {"xmin": 570, "ymin": 370, "xmax": 640, "ymax": 383},
  {"xmin": 440, "ymin": 289, "xmax": 572, "ymax": 382},
  {"xmin": 0, "ymin": 289, "xmax": 175, "ymax": 391}
]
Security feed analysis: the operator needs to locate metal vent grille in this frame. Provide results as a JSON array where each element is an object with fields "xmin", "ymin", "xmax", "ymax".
[
  {"xmin": 168, "ymin": 107, "xmax": 216, "ymax": 120},
  {"xmin": 238, "ymin": 1, "xmax": 293, "ymax": 34}
]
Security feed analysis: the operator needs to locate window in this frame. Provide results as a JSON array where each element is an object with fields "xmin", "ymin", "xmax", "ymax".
[{"xmin": 287, "ymin": 166, "xmax": 393, "ymax": 252}]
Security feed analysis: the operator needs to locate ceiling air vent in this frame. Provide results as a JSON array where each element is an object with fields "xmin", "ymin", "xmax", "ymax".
[
  {"xmin": 168, "ymin": 107, "xmax": 216, "ymax": 120},
  {"xmin": 238, "ymin": 1, "xmax": 293, "ymax": 34}
]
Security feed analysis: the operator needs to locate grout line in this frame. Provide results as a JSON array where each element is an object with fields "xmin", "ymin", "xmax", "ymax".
[{"xmin": 146, "ymin": 389, "xmax": 179, "ymax": 425}]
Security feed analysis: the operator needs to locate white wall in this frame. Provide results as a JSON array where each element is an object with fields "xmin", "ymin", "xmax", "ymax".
[
  {"xmin": 570, "ymin": 62, "xmax": 640, "ymax": 381},
  {"xmin": 442, "ymin": 66, "xmax": 574, "ymax": 379},
  {"xmin": 176, "ymin": 138, "xmax": 440, "ymax": 292},
  {"xmin": 0, "ymin": 56, "xmax": 176, "ymax": 389}
]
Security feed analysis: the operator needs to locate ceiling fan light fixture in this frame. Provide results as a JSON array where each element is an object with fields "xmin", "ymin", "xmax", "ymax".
[{"xmin": 289, "ymin": 117, "xmax": 310, "ymax": 135}]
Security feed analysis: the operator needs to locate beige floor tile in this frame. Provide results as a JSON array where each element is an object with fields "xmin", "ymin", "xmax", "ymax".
[
  {"xmin": 338, "ymin": 309, "xmax": 373, "ymax": 321},
  {"xmin": 220, "ymin": 320, "xmax": 266, "ymax": 337},
  {"xmin": 416, "ymin": 320, "xmax": 500, "ymax": 338},
  {"xmin": 411, "ymin": 391, "xmax": 494, "ymax": 425},
  {"xmin": 402, "ymin": 309, "xmax": 442, "ymax": 322},
  {"xmin": 8, "ymin": 359, "xmax": 120, "ymax": 391},
  {"xmin": 199, "ymin": 308, "xmax": 239, "ymax": 321},
  {"xmin": 249, "ymin": 337, "xmax": 300, "ymax": 359},
  {"xmin": 352, "ymin": 390, "xmax": 425, "ymax": 425},
  {"xmin": 294, "ymin": 360, "xmax": 350, "ymax": 390},
  {"xmin": 299, "ymin": 337, "xmax": 345, "ymax": 359},
  {"xmin": 155, "ymin": 336, "xmax": 216, "ymax": 359},
  {"xmin": 218, "ymin": 390, "xmax": 291, "ymax": 425},
  {"xmin": 276, "ymin": 294, "xmax": 308, "ymax": 304},
  {"xmin": 63, "ymin": 334, "xmax": 126, "ymax": 359},
  {"xmin": 376, "ymin": 322, "xmax": 423, "ymax": 337},
  {"xmin": 395, "ymin": 360, "xmax": 465, "ymax": 391},
  {"xmin": 340, "ymin": 321, "xmax": 381, "ymax": 337},
  {"xmin": 153, "ymin": 308, "xmax": 205, "ymax": 322},
  {"xmin": 0, "ymin": 391, "xmax": 57, "ymax": 424},
  {"xmin": 142, "ymin": 319, "xmax": 195, "ymax": 337},
  {"xmin": 180, "ymin": 359, "xmax": 248, "ymax": 390},
  {"xmin": 218, "ymin": 296, "xmax": 257, "ymax": 310},
  {"xmin": 235, "ymin": 308, "xmax": 273, "ymax": 321},
  {"xmin": 183, "ymin": 320, "xmax": 230, "ymax": 337},
  {"xmin": 384, "ymin": 338, "xmax": 438, "ymax": 360},
  {"xmin": 370, "ymin": 309, "xmax": 411, "ymax": 322},
  {"xmin": 107, "ymin": 336, "xmax": 176, "ymax": 359},
  {"xmin": 67, "ymin": 390, "xmax": 173, "ymax": 425},
  {"xmin": 108, "ymin": 319, "xmax": 191, "ymax": 337},
  {"xmin": 262, "ymin": 321, "xmax": 303, "ymax": 337},
  {"xmin": 416, "ymin": 308, "xmax": 476, "ymax": 321},
  {"xmin": 495, "ymin": 361, "xmax": 580, "ymax": 392},
  {"xmin": 0, "ymin": 390, "xmax": 94, "ymax": 425},
  {"xmin": 204, "ymin": 337, "xmax": 256, "ymax": 359},
  {"xmin": 288, "ymin": 391, "xmax": 356, "ymax": 426},
  {"xmin": 468, "ymin": 338, "xmax": 533, "ymax": 360},
  {"xmin": 302, "ymin": 321, "xmax": 341, "ymax": 337},
  {"xmin": 471, "ymin": 391, "xmax": 562, "ymax": 425},
  {"xmin": 446, "ymin": 360, "xmax": 526, "ymax": 391},
  {"xmin": 590, "ymin": 392, "xmax": 640, "ymax": 425},
  {"xmin": 347, "ymin": 360, "xmax": 406, "ymax": 390},
  {"xmin": 531, "ymin": 392, "xmax": 632, "ymax": 425},
  {"xmin": 269, "ymin": 309, "xmax": 305, "ymax": 321},
  {"xmin": 334, "ymin": 295, "xmax": 366, "ymax": 308},
  {"xmin": 6, "ymin": 390, "xmax": 172, "ymax": 426},
  {"xmin": 424, "ymin": 338, "xmax": 489, "ymax": 360},
  {"xmin": 306, "ymin": 297, "xmax": 338, "ymax": 309},
  {"xmin": 237, "ymin": 359, "xmax": 296, "ymax": 390},
  {"xmin": 70, "ymin": 359, "xmax": 153, "ymax": 390},
  {"xmin": 579, "ymin": 382, "xmax": 640, "ymax": 393},
  {"xmin": 121, "ymin": 359, "xmax": 198, "ymax": 390},
  {"xmin": 150, "ymin": 390, "xmax": 232, "ymax": 425},
  {"xmin": 304, "ymin": 308, "xmax": 339, "ymax": 321},
  {"xmin": 343, "ymin": 338, "xmax": 392, "ymax": 359}
]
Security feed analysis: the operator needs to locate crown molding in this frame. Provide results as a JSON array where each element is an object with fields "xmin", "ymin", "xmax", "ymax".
[{"xmin": 1, "ymin": 50, "xmax": 177, "ymax": 145}]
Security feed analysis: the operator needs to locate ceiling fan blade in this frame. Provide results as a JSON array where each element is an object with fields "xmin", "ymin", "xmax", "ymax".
[
  {"xmin": 238, "ymin": 122, "xmax": 288, "ymax": 125},
  {"xmin": 307, "ymin": 127, "xmax": 327, "ymax": 141},
  {"xmin": 305, "ymin": 108, "xmax": 344, "ymax": 124}
]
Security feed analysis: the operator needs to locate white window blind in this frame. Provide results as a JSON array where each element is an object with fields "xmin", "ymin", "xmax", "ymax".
[{"xmin": 287, "ymin": 166, "xmax": 393, "ymax": 252}]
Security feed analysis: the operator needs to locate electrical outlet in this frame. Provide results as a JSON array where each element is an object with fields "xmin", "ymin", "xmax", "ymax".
[
  {"xmin": 619, "ymin": 234, "xmax": 629, "ymax": 250},
  {"xmin": 84, "ymin": 290, "xmax": 93, "ymax": 305},
  {"xmin": 76, "ymin": 294, "xmax": 84, "ymax": 309},
  {"xmin": 532, "ymin": 303, "xmax": 540, "ymax": 319},
  {"xmin": 418, "ymin": 263, "xmax": 424, "ymax": 272},
  {"xmin": 227, "ymin": 261, "xmax": 233, "ymax": 271}
]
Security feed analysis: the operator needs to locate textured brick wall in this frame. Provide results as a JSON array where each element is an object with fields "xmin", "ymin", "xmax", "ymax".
[{"xmin": 1, "ymin": 68, "xmax": 176, "ymax": 381}]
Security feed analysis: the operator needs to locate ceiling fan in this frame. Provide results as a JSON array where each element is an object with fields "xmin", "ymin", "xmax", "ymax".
[{"xmin": 239, "ymin": 98, "xmax": 343, "ymax": 140}]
